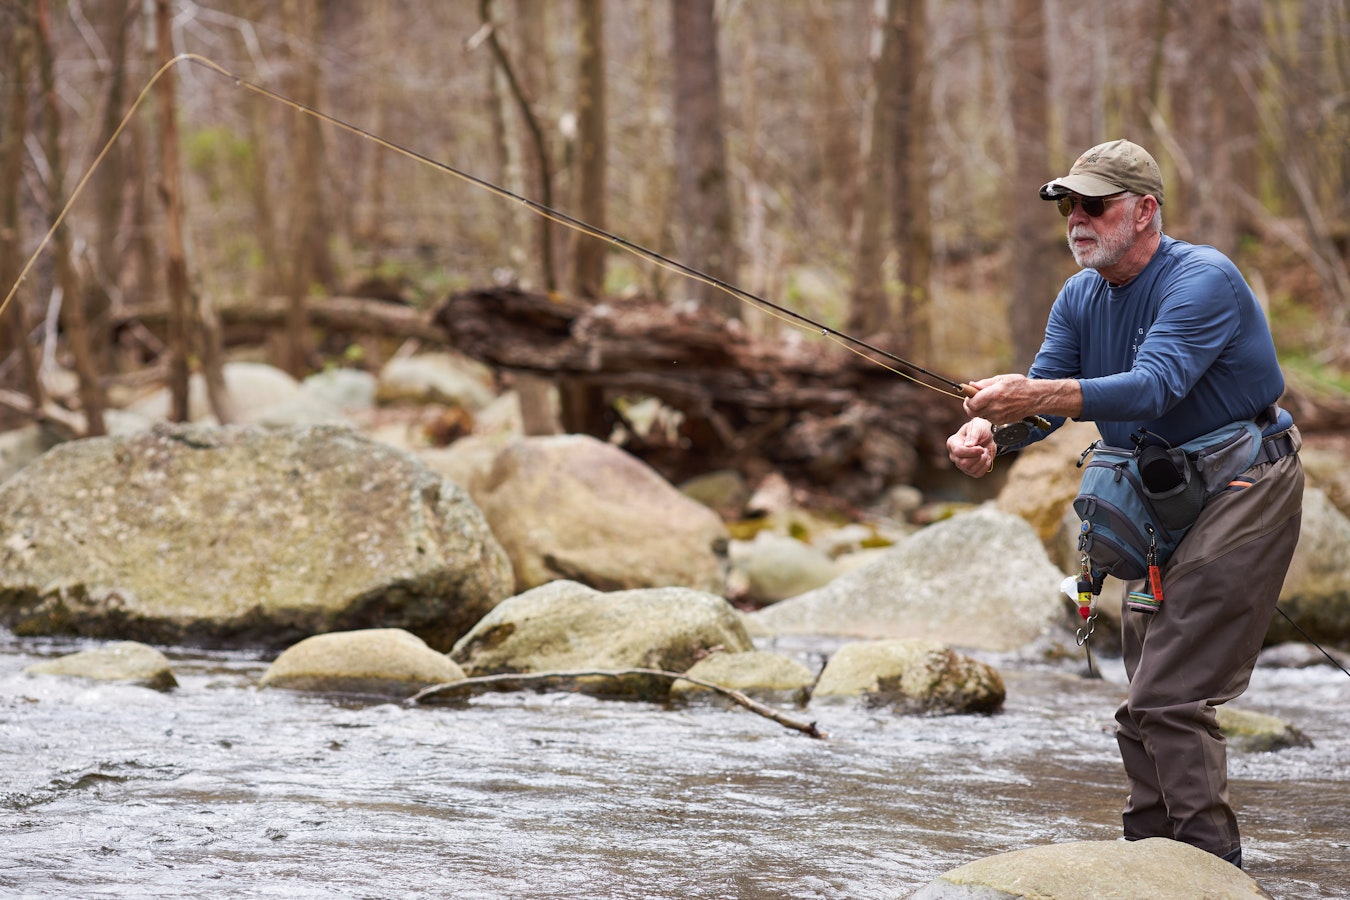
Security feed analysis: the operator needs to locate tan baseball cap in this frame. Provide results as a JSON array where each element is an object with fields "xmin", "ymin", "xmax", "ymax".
[{"xmin": 1039, "ymin": 139, "xmax": 1165, "ymax": 205}]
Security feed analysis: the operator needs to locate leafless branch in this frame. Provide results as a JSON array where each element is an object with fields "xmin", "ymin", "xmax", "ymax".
[{"xmin": 406, "ymin": 667, "xmax": 827, "ymax": 739}]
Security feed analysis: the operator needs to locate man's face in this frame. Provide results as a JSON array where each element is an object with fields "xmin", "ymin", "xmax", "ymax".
[{"xmin": 1066, "ymin": 194, "xmax": 1139, "ymax": 270}]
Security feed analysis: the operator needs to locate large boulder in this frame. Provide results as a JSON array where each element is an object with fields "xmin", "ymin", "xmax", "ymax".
[
  {"xmin": 995, "ymin": 418, "xmax": 1101, "ymax": 562},
  {"xmin": 449, "ymin": 580, "xmax": 754, "ymax": 700},
  {"xmin": 259, "ymin": 628, "xmax": 464, "ymax": 698},
  {"xmin": 811, "ymin": 639, "xmax": 1005, "ymax": 714},
  {"xmin": 1301, "ymin": 445, "xmax": 1350, "ymax": 518},
  {"xmin": 0, "ymin": 423, "xmax": 513, "ymax": 651},
  {"xmin": 124, "ymin": 361, "xmax": 306, "ymax": 425},
  {"xmin": 1273, "ymin": 486, "xmax": 1350, "ymax": 645},
  {"xmin": 909, "ymin": 838, "xmax": 1271, "ymax": 899},
  {"xmin": 473, "ymin": 435, "xmax": 730, "ymax": 594},
  {"xmin": 23, "ymin": 640, "xmax": 177, "ymax": 691},
  {"xmin": 733, "ymin": 532, "xmax": 842, "ymax": 605},
  {"xmin": 0, "ymin": 426, "xmax": 58, "ymax": 488},
  {"xmin": 747, "ymin": 507, "xmax": 1068, "ymax": 652}
]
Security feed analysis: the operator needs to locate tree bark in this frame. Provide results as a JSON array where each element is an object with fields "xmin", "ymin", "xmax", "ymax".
[
  {"xmin": 571, "ymin": 0, "xmax": 608, "ymax": 300},
  {"xmin": 154, "ymin": 0, "xmax": 191, "ymax": 423},
  {"xmin": 1, "ymin": 4, "xmax": 45, "ymax": 420},
  {"xmin": 38, "ymin": 0, "xmax": 106, "ymax": 435},
  {"xmin": 1006, "ymin": 0, "xmax": 1056, "ymax": 374},
  {"xmin": 87, "ymin": 0, "xmax": 137, "ymax": 374},
  {"xmin": 279, "ymin": 0, "xmax": 330, "ymax": 378},
  {"xmin": 892, "ymin": 0, "xmax": 932, "ymax": 366},
  {"xmin": 481, "ymin": 0, "xmax": 558, "ymax": 292},
  {"xmin": 671, "ymin": 0, "xmax": 738, "ymax": 316},
  {"xmin": 849, "ymin": 0, "xmax": 900, "ymax": 340}
]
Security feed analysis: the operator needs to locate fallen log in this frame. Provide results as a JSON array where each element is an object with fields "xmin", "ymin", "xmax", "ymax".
[{"xmin": 434, "ymin": 286, "xmax": 967, "ymax": 500}]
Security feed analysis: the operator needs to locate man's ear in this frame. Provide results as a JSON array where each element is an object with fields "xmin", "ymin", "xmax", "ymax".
[{"xmin": 1138, "ymin": 195, "xmax": 1158, "ymax": 225}]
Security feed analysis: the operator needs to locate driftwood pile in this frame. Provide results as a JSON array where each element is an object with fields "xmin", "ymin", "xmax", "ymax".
[{"xmin": 433, "ymin": 287, "xmax": 970, "ymax": 504}]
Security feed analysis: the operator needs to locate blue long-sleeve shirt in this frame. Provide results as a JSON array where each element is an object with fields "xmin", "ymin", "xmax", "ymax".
[{"xmin": 1025, "ymin": 235, "xmax": 1285, "ymax": 448}]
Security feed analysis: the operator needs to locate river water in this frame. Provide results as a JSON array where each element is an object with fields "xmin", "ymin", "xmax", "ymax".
[{"xmin": 1, "ymin": 628, "xmax": 1347, "ymax": 899}]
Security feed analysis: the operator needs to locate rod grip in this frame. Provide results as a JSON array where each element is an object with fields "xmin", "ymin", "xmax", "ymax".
[{"xmin": 958, "ymin": 383, "xmax": 978, "ymax": 398}]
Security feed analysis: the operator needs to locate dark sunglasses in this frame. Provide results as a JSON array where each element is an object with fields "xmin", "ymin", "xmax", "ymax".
[{"xmin": 1056, "ymin": 192, "xmax": 1128, "ymax": 218}]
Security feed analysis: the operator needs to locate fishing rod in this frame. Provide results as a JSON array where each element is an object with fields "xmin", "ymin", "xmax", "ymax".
[{"xmin": 0, "ymin": 53, "xmax": 1046, "ymax": 445}]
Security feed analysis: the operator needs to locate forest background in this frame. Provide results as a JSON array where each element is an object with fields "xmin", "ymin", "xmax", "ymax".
[{"xmin": 2, "ymin": 0, "xmax": 1348, "ymax": 500}]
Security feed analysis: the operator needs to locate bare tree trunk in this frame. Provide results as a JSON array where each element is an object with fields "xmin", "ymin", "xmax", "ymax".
[
  {"xmin": 87, "ymin": 0, "xmax": 138, "ymax": 375},
  {"xmin": 571, "ymin": 0, "xmax": 608, "ymax": 300},
  {"xmin": 154, "ymin": 0, "xmax": 190, "ymax": 423},
  {"xmin": 1228, "ymin": 0, "xmax": 1263, "ymax": 243},
  {"xmin": 242, "ymin": 1, "xmax": 282, "ymax": 297},
  {"xmin": 1006, "ymin": 0, "xmax": 1056, "ymax": 373},
  {"xmin": 1, "ymin": 3, "xmax": 45, "ymax": 417},
  {"xmin": 38, "ymin": 0, "xmax": 106, "ymax": 435},
  {"xmin": 892, "ymin": 0, "xmax": 932, "ymax": 365},
  {"xmin": 361, "ymin": 0, "xmax": 392, "ymax": 258},
  {"xmin": 279, "ymin": 0, "xmax": 330, "ymax": 378},
  {"xmin": 805, "ymin": 0, "xmax": 859, "ymax": 232},
  {"xmin": 671, "ymin": 0, "xmax": 737, "ymax": 317},
  {"xmin": 481, "ymin": 0, "xmax": 559, "ymax": 292},
  {"xmin": 1170, "ymin": 2, "xmax": 1236, "ymax": 254},
  {"xmin": 849, "ymin": 0, "xmax": 900, "ymax": 339}
]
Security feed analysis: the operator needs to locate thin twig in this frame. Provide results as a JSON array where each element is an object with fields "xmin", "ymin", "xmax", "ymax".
[{"xmin": 406, "ymin": 667, "xmax": 826, "ymax": 739}]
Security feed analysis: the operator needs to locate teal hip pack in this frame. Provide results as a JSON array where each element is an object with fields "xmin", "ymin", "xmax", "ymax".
[{"xmin": 1072, "ymin": 419, "xmax": 1265, "ymax": 584}]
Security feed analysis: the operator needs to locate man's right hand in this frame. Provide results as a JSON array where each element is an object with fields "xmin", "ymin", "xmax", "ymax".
[{"xmin": 947, "ymin": 417, "xmax": 997, "ymax": 478}]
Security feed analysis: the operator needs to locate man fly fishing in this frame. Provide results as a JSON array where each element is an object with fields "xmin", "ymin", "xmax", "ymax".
[{"xmin": 946, "ymin": 139, "xmax": 1303, "ymax": 870}]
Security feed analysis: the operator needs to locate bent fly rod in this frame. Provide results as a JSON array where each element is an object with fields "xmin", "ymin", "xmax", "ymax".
[{"xmin": 1, "ymin": 53, "xmax": 1046, "ymax": 443}]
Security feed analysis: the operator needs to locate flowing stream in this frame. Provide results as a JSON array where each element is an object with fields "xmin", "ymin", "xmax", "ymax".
[{"xmin": 1, "ymin": 629, "xmax": 1347, "ymax": 899}]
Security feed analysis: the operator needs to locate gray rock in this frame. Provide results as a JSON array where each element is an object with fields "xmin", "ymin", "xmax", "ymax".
[
  {"xmin": 748, "ymin": 507, "xmax": 1067, "ymax": 652},
  {"xmin": 300, "ymin": 368, "xmax": 378, "ymax": 412},
  {"xmin": 669, "ymin": 649, "xmax": 816, "ymax": 705},
  {"xmin": 450, "ymin": 580, "xmax": 754, "ymax": 700},
  {"xmin": 375, "ymin": 352, "xmax": 496, "ymax": 410},
  {"xmin": 0, "ymin": 425, "xmax": 55, "ymax": 487},
  {"xmin": 474, "ymin": 435, "xmax": 729, "ymax": 594},
  {"xmin": 0, "ymin": 423, "xmax": 513, "ymax": 651},
  {"xmin": 811, "ymin": 639, "xmax": 1004, "ymax": 714},
  {"xmin": 417, "ymin": 433, "xmax": 512, "ymax": 499},
  {"xmin": 678, "ymin": 469, "xmax": 751, "ymax": 520},
  {"xmin": 1258, "ymin": 640, "xmax": 1350, "ymax": 670},
  {"xmin": 1302, "ymin": 446, "xmax": 1350, "ymax": 519},
  {"xmin": 1217, "ymin": 706, "xmax": 1313, "ymax": 752},
  {"xmin": 24, "ymin": 641, "xmax": 177, "ymax": 691},
  {"xmin": 259, "ymin": 628, "xmax": 464, "ymax": 698},
  {"xmin": 995, "ymin": 419, "xmax": 1101, "ymax": 560},
  {"xmin": 124, "ymin": 362, "xmax": 304, "ymax": 425},
  {"xmin": 908, "ymin": 838, "xmax": 1271, "ymax": 899},
  {"xmin": 738, "ymin": 532, "xmax": 841, "ymax": 604},
  {"xmin": 1274, "ymin": 486, "xmax": 1350, "ymax": 645}
]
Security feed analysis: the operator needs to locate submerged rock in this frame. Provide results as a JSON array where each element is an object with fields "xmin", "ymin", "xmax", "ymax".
[
  {"xmin": 1217, "ymin": 706, "xmax": 1314, "ymax": 752},
  {"xmin": 811, "ymin": 639, "xmax": 1004, "ymax": 715},
  {"xmin": 260, "ymin": 628, "xmax": 464, "ymax": 698},
  {"xmin": 24, "ymin": 641, "xmax": 177, "ymax": 691},
  {"xmin": 449, "ymin": 580, "xmax": 753, "ymax": 700},
  {"xmin": 669, "ymin": 649, "xmax": 816, "ymax": 705}
]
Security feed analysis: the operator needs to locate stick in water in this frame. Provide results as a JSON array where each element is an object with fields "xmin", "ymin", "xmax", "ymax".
[{"xmin": 405, "ymin": 667, "xmax": 827, "ymax": 739}]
